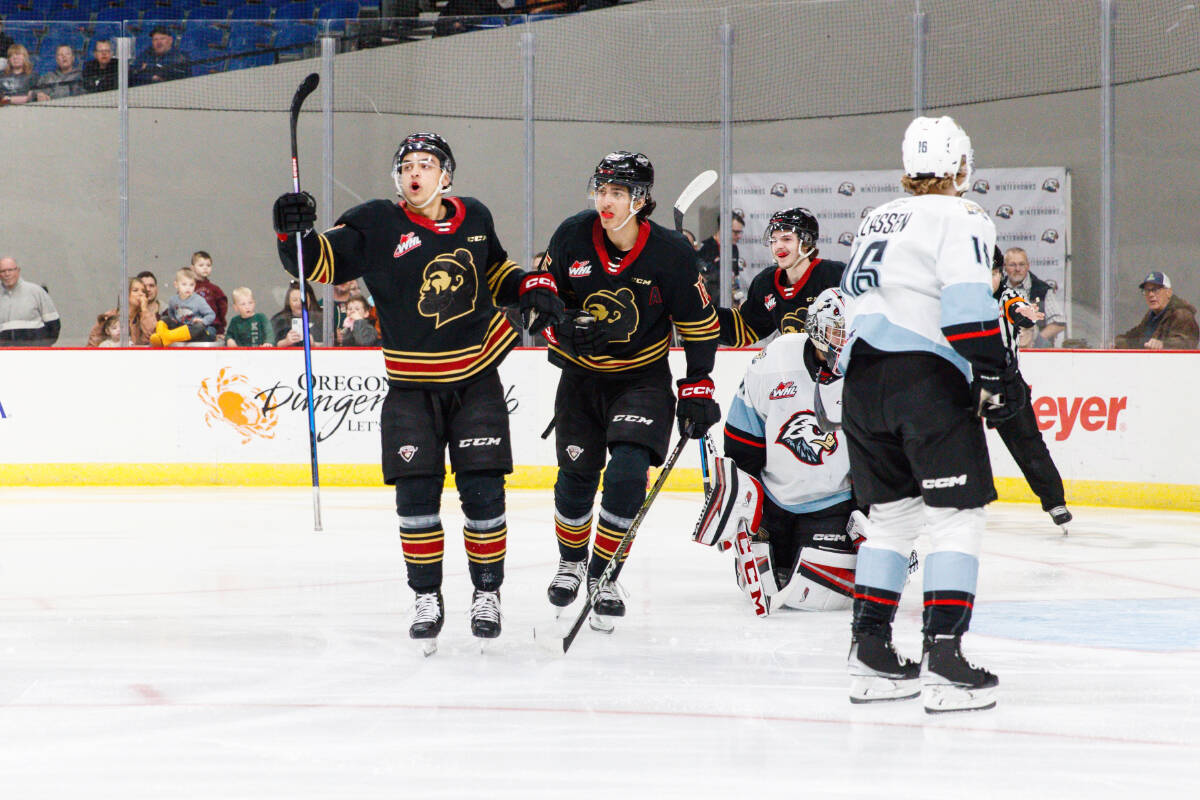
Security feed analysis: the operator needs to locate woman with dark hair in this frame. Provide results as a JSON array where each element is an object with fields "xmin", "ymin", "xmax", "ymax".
[{"xmin": 271, "ymin": 282, "xmax": 323, "ymax": 347}]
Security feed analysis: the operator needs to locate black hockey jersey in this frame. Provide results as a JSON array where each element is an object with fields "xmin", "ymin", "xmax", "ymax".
[
  {"xmin": 542, "ymin": 210, "xmax": 719, "ymax": 381},
  {"xmin": 717, "ymin": 258, "xmax": 846, "ymax": 347},
  {"xmin": 277, "ymin": 196, "xmax": 525, "ymax": 389}
]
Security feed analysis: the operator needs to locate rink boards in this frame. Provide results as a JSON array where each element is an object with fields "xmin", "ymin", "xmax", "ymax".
[{"xmin": 0, "ymin": 347, "xmax": 1195, "ymax": 509}]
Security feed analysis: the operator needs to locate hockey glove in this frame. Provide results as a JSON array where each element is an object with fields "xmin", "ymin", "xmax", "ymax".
[
  {"xmin": 676, "ymin": 377, "xmax": 721, "ymax": 439},
  {"xmin": 273, "ymin": 191, "xmax": 317, "ymax": 235},
  {"xmin": 971, "ymin": 362, "xmax": 1026, "ymax": 425},
  {"xmin": 518, "ymin": 273, "xmax": 566, "ymax": 336},
  {"xmin": 545, "ymin": 312, "xmax": 611, "ymax": 356}
]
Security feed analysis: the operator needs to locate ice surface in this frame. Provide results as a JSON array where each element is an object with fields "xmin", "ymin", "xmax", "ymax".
[{"xmin": 1, "ymin": 488, "xmax": 1197, "ymax": 798}]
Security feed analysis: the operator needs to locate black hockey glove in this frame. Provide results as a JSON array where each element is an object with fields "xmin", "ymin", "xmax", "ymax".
[
  {"xmin": 544, "ymin": 312, "xmax": 611, "ymax": 356},
  {"xmin": 971, "ymin": 362, "xmax": 1026, "ymax": 425},
  {"xmin": 273, "ymin": 191, "xmax": 317, "ymax": 235},
  {"xmin": 676, "ymin": 376, "xmax": 721, "ymax": 439},
  {"xmin": 518, "ymin": 273, "xmax": 566, "ymax": 336}
]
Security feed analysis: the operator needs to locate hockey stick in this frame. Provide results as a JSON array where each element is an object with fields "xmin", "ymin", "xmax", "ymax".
[
  {"xmin": 290, "ymin": 72, "xmax": 322, "ymax": 532},
  {"xmin": 541, "ymin": 433, "xmax": 690, "ymax": 654},
  {"xmin": 673, "ymin": 169, "xmax": 718, "ymax": 233}
]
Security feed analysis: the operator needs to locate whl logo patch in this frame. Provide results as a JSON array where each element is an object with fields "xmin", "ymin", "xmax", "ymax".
[
  {"xmin": 569, "ymin": 260, "xmax": 592, "ymax": 278},
  {"xmin": 565, "ymin": 445, "xmax": 584, "ymax": 461},
  {"xmin": 769, "ymin": 381, "xmax": 797, "ymax": 400},
  {"xmin": 394, "ymin": 232, "xmax": 422, "ymax": 258},
  {"xmin": 398, "ymin": 445, "xmax": 418, "ymax": 462}
]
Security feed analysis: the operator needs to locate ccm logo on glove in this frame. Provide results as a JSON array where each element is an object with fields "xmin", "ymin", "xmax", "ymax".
[
  {"xmin": 679, "ymin": 380, "xmax": 715, "ymax": 399},
  {"xmin": 519, "ymin": 274, "xmax": 558, "ymax": 295}
]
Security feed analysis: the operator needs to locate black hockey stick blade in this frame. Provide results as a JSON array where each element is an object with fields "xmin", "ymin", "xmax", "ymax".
[
  {"xmin": 291, "ymin": 72, "xmax": 320, "ymax": 118},
  {"xmin": 673, "ymin": 169, "xmax": 718, "ymax": 232}
]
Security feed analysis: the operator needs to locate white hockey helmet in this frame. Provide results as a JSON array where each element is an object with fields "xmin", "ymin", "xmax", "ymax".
[
  {"xmin": 901, "ymin": 115, "xmax": 973, "ymax": 193},
  {"xmin": 805, "ymin": 287, "xmax": 848, "ymax": 357}
]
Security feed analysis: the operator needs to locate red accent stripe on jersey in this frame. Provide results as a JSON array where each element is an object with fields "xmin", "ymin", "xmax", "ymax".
[
  {"xmin": 945, "ymin": 325, "xmax": 1000, "ymax": 342},
  {"xmin": 923, "ymin": 597, "xmax": 975, "ymax": 608},
  {"xmin": 724, "ymin": 427, "xmax": 766, "ymax": 448},
  {"xmin": 400, "ymin": 196, "xmax": 466, "ymax": 234},
  {"xmin": 383, "ymin": 318, "xmax": 514, "ymax": 376},
  {"xmin": 591, "ymin": 216, "xmax": 651, "ymax": 276},
  {"xmin": 853, "ymin": 591, "xmax": 899, "ymax": 606},
  {"xmin": 773, "ymin": 258, "xmax": 821, "ymax": 299}
]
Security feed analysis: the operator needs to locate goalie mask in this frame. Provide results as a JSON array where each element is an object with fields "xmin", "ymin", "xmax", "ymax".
[
  {"xmin": 587, "ymin": 151, "xmax": 655, "ymax": 230},
  {"xmin": 392, "ymin": 132, "xmax": 455, "ymax": 207},
  {"xmin": 805, "ymin": 287, "xmax": 848, "ymax": 358},
  {"xmin": 762, "ymin": 207, "xmax": 819, "ymax": 260},
  {"xmin": 901, "ymin": 115, "xmax": 973, "ymax": 194}
]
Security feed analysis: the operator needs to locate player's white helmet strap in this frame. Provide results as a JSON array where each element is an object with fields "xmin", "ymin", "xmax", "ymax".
[{"xmin": 901, "ymin": 115, "xmax": 974, "ymax": 193}]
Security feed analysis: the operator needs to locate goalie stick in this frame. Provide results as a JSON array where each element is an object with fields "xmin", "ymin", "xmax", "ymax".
[
  {"xmin": 537, "ymin": 433, "xmax": 690, "ymax": 654},
  {"xmin": 289, "ymin": 72, "xmax": 323, "ymax": 532}
]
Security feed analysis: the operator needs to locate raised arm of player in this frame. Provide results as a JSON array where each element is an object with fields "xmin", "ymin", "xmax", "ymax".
[{"xmin": 274, "ymin": 196, "xmax": 392, "ymax": 285}]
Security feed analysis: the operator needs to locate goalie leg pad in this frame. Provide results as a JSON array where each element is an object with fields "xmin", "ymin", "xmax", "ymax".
[
  {"xmin": 693, "ymin": 457, "xmax": 763, "ymax": 547},
  {"xmin": 776, "ymin": 547, "xmax": 857, "ymax": 611}
]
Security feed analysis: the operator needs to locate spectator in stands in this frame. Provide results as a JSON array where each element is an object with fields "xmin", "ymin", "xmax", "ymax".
[
  {"xmin": 225, "ymin": 287, "xmax": 273, "ymax": 348},
  {"xmin": 0, "ymin": 44, "xmax": 39, "ymax": 105},
  {"xmin": 1114, "ymin": 271, "xmax": 1199, "ymax": 350},
  {"xmin": 132, "ymin": 27, "xmax": 189, "ymax": 86},
  {"xmin": 190, "ymin": 250, "xmax": 228, "ymax": 335},
  {"xmin": 82, "ymin": 39, "xmax": 117, "ymax": 94},
  {"xmin": 696, "ymin": 210, "xmax": 745, "ymax": 304},
  {"xmin": 0, "ymin": 256, "xmax": 61, "ymax": 346},
  {"xmin": 137, "ymin": 270, "xmax": 167, "ymax": 319},
  {"xmin": 0, "ymin": 23, "xmax": 14, "ymax": 64},
  {"xmin": 680, "ymin": 228, "xmax": 698, "ymax": 250},
  {"xmin": 1000, "ymin": 247, "xmax": 1065, "ymax": 347},
  {"xmin": 87, "ymin": 277, "xmax": 157, "ymax": 347},
  {"xmin": 436, "ymin": 0, "xmax": 521, "ymax": 36},
  {"xmin": 34, "ymin": 45, "xmax": 84, "ymax": 101},
  {"xmin": 150, "ymin": 267, "xmax": 216, "ymax": 347},
  {"xmin": 271, "ymin": 282, "xmax": 324, "ymax": 347},
  {"xmin": 94, "ymin": 313, "xmax": 122, "ymax": 347},
  {"xmin": 338, "ymin": 296, "xmax": 380, "ymax": 346}
]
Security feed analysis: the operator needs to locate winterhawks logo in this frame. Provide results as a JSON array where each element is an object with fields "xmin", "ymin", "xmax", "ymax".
[
  {"xmin": 995, "ymin": 204, "xmax": 1014, "ymax": 219},
  {"xmin": 394, "ymin": 232, "xmax": 422, "ymax": 258},
  {"xmin": 569, "ymin": 260, "xmax": 592, "ymax": 278}
]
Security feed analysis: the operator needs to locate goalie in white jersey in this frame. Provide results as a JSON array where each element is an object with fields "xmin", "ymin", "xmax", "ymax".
[
  {"xmin": 693, "ymin": 288, "xmax": 866, "ymax": 614},
  {"xmin": 837, "ymin": 116, "xmax": 1025, "ymax": 714}
]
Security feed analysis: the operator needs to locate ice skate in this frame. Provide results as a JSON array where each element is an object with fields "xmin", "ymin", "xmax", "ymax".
[
  {"xmin": 921, "ymin": 634, "xmax": 998, "ymax": 713},
  {"xmin": 848, "ymin": 629, "xmax": 921, "ymax": 704},
  {"xmin": 1048, "ymin": 505, "xmax": 1072, "ymax": 535},
  {"xmin": 587, "ymin": 577, "xmax": 625, "ymax": 634},
  {"xmin": 409, "ymin": 590, "xmax": 444, "ymax": 657},
  {"xmin": 469, "ymin": 588, "xmax": 502, "ymax": 644},
  {"xmin": 546, "ymin": 558, "xmax": 587, "ymax": 615}
]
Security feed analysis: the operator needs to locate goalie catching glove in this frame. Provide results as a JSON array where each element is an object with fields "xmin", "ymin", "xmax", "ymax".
[
  {"xmin": 273, "ymin": 191, "xmax": 317, "ymax": 235},
  {"xmin": 676, "ymin": 376, "xmax": 721, "ymax": 439},
  {"xmin": 517, "ymin": 273, "xmax": 566, "ymax": 336}
]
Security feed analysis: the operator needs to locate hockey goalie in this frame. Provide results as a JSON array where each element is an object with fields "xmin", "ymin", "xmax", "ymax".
[{"xmin": 693, "ymin": 288, "xmax": 867, "ymax": 614}]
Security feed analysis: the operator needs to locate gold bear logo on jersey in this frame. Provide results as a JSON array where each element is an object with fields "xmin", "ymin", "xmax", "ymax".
[
  {"xmin": 780, "ymin": 309, "xmax": 806, "ymax": 335},
  {"xmin": 582, "ymin": 287, "xmax": 639, "ymax": 344},
  {"xmin": 418, "ymin": 248, "xmax": 478, "ymax": 328}
]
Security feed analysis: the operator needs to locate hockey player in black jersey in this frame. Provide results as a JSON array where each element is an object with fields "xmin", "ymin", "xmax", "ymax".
[
  {"xmin": 539, "ymin": 151, "xmax": 721, "ymax": 632},
  {"xmin": 717, "ymin": 207, "xmax": 846, "ymax": 347},
  {"xmin": 272, "ymin": 132, "xmax": 565, "ymax": 653}
]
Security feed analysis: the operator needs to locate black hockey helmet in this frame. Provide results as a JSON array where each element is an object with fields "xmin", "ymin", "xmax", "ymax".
[
  {"xmin": 762, "ymin": 207, "xmax": 819, "ymax": 251},
  {"xmin": 588, "ymin": 151, "xmax": 655, "ymax": 219},
  {"xmin": 393, "ymin": 131, "xmax": 456, "ymax": 178}
]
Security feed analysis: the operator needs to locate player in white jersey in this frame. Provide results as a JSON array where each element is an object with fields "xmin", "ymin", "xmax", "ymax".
[
  {"xmin": 837, "ymin": 116, "xmax": 1024, "ymax": 713},
  {"xmin": 693, "ymin": 289, "xmax": 866, "ymax": 613}
]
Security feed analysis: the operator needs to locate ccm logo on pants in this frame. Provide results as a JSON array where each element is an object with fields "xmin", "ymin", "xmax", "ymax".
[
  {"xmin": 612, "ymin": 414, "xmax": 654, "ymax": 425},
  {"xmin": 459, "ymin": 437, "xmax": 502, "ymax": 447},
  {"xmin": 922, "ymin": 474, "xmax": 967, "ymax": 489}
]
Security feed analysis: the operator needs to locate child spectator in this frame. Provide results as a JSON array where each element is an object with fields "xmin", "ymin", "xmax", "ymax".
[
  {"xmin": 95, "ymin": 313, "xmax": 121, "ymax": 347},
  {"xmin": 151, "ymin": 267, "xmax": 215, "ymax": 347},
  {"xmin": 338, "ymin": 296, "xmax": 380, "ymax": 347},
  {"xmin": 271, "ymin": 282, "xmax": 323, "ymax": 347},
  {"xmin": 87, "ymin": 277, "xmax": 156, "ymax": 346},
  {"xmin": 190, "ymin": 250, "xmax": 228, "ymax": 334},
  {"xmin": 0, "ymin": 44, "xmax": 38, "ymax": 105},
  {"xmin": 225, "ymin": 287, "xmax": 273, "ymax": 347}
]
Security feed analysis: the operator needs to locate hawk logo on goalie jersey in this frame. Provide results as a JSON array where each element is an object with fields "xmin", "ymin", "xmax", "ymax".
[
  {"xmin": 776, "ymin": 410, "xmax": 838, "ymax": 466},
  {"xmin": 582, "ymin": 287, "xmax": 640, "ymax": 345},
  {"xmin": 418, "ymin": 248, "xmax": 478, "ymax": 329}
]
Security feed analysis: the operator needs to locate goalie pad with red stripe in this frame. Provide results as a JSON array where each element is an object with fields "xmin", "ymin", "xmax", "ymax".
[
  {"xmin": 774, "ymin": 547, "xmax": 857, "ymax": 611},
  {"xmin": 692, "ymin": 456, "xmax": 764, "ymax": 548}
]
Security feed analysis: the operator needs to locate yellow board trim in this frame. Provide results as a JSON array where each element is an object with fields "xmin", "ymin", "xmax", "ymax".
[{"xmin": 0, "ymin": 465, "xmax": 1196, "ymax": 511}]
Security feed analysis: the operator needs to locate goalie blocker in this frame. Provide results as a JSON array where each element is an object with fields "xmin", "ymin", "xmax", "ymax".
[{"xmin": 692, "ymin": 456, "xmax": 865, "ymax": 613}]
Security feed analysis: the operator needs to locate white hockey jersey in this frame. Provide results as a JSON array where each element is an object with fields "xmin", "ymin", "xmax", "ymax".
[
  {"xmin": 837, "ymin": 193, "xmax": 998, "ymax": 381},
  {"xmin": 724, "ymin": 333, "xmax": 852, "ymax": 514}
]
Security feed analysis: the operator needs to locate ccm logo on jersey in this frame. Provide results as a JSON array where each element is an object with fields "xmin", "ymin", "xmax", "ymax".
[
  {"xmin": 1031, "ymin": 393, "xmax": 1127, "ymax": 441},
  {"xmin": 922, "ymin": 474, "xmax": 967, "ymax": 489},
  {"xmin": 394, "ymin": 232, "xmax": 422, "ymax": 258},
  {"xmin": 568, "ymin": 260, "xmax": 592, "ymax": 278},
  {"xmin": 769, "ymin": 381, "xmax": 797, "ymax": 400},
  {"xmin": 458, "ymin": 437, "xmax": 501, "ymax": 447},
  {"xmin": 612, "ymin": 414, "xmax": 653, "ymax": 425}
]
